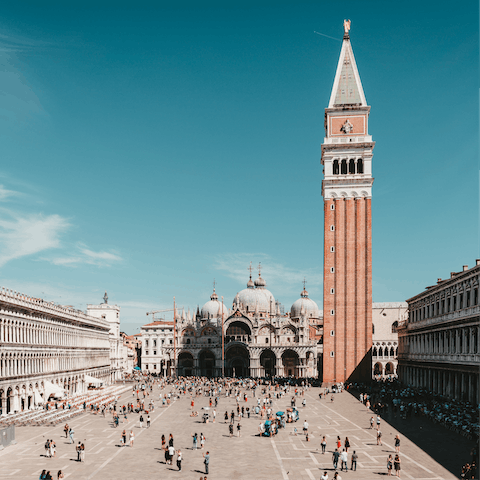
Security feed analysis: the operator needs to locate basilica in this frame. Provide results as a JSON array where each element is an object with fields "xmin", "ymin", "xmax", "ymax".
[{"xmin": 141, "ymin": 270, "xmax": 323, "ymax": 379}]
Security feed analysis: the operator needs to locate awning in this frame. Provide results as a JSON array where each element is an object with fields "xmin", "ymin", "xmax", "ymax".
[
  {"xmin": 34, "ymin": 389, "xmax": 44, "ymax": 404},
  {"xmin": 44, "ymin": 380, "xmax": 65, "ymax": 399},
  {"xmin": 84, "ymin": 374, "xmax": 103, "ymax": 386}
]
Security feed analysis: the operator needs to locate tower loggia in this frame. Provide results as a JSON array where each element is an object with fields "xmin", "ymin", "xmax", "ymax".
[{"xmin": 321, "ymin": 21, "xmax": 374, "ymax": 383}]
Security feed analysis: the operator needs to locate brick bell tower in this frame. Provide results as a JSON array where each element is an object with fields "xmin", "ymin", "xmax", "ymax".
[{"xmin": 321, "ymin": 20, "xmax": 374, "ymax": 384}]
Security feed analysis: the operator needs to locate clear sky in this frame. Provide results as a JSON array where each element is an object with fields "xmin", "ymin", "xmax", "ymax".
[{"xmin": 0, "ymin": 1, "xmax": 478, "ymax": 335}]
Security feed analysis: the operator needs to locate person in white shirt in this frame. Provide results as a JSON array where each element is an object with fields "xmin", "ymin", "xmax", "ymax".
[
  {"xmin": 340, "ymin": 449, "xmax": 348, "ymax": 471},
  {"xmin": 321, "ymin": 472, "xmax": 328, "ymax": 480},
  {"xmin": 303, "ymin": 420, "xmax": 309, "ymax": 435}
]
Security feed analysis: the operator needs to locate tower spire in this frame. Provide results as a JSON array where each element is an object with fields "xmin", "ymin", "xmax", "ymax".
[{"xmin": 328, "ymin": 20, "xmax": 367, "ymax": 109}]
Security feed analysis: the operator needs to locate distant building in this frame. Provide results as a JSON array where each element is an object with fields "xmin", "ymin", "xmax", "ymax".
[
  {"xmin": 140, "ymin": 321, "xmax": 174, "ymax": 375},
  {"xmin": 397, "ymin": 261, "xmax": 480, "ymax": 403},
  {"xmin": 87, "ymin": 292, "xmax": 130, "ymax": 381},
  {"xmin": 372, "ymin": 302, "xmax": 407, "ymax": 379}
]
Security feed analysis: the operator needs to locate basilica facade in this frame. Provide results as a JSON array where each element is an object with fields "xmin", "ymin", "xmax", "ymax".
[{"xmin": 142, "ymin": 272, "xmax": 323, "ymax": 379}]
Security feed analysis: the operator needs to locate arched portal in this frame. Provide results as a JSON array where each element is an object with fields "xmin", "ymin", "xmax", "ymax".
[
  {"xmin": 373, "ymin": 362, "xmax": 382, "ymax": 376},
  {"xmin": 281, "ymin": 350, "xmax": 299, "ymax": 377},
  {"xmin": 178, "ymin": 352, "xmax": 194, "ymax": 377},
  {"xmin": 225, "ymin": 345, "xmax": 249, "ymax": 378},
  {"xmin": 226, "ymin": 321, "xmax": 251, "ymax": 344},
  {"xmin": 199, "ymin": 350, "xmax": 216, "ymax": 378},
  {"xmin": 385, "ymin": 362, "xmax": 394, "ymax": 376},
  {"xmin": 260, "ymin": 349, "xmax": 276, "ymax": 378}
]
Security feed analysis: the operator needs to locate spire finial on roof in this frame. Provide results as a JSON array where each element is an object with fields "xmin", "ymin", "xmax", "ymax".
[
  {"xmin": 103, "ymin": 291, "xmax": 108, "ymax": 304},
  {"xmin": 213, "ymin": 278, "xmax": 216, "ymax": 292},
  {"xmin": 248, "ymin": 261, "xmax": 253, "ymax": 279},
  {"xmin": 301, "ymin": 278, "xmax": 309, "ymax": 298},
  {"xmin": 343, "ymin": 19, "xmax": 351, "ymax": 38},
  {"xmin": 258, "ymin": 262, "xmax": 262, "ymax": 277},
  {"xmin": 303, "ymin": 277, "xmax": 307, "ymax": 290}
]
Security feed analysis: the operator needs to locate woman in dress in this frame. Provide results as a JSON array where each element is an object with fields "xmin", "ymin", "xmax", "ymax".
[
  {"xmin": 344, "ymin": 437, "xmax": 350, "ymax": 452},
  {"xmin": 336, "ymin": 436, "xmax": 341, "ymax": 450},
  {"xmin": 129, "ymin": 430, "xmax": 135, "ymax": 447},
  {"xmin": 394, "ymin": 454, "xmax": 401, "ymax": 477},
  {"xmin": 200, "ymin": 433, "xmax": 205, "ymax": 449},
  {"xmin": 387, "ymin": 454, "xmax": 393, "ymax": 476},
  {"xmin": 80, "ymin": 443, "xmax": 85, "ymax": 463},
  {"xmin": 121, "ymin": 430, "xmax": 127, "ymax": 447}
]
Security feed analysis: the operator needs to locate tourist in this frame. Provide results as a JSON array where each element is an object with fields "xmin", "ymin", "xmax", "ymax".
[
  {"xmin": 57, "ymin": 470, "xmax": 64, "ymax": 479},
  {"xmin": 147, "ymin": 414, "xmax": 151, "ymax": 427},
  {"xmin": 321, "ymin": 436, "xmax": 327, "ymax": 453},
  {"xmin": 321, "ymin": 472, "xmax": 328, "ymax": 480},
  {"xmin": 168, "ymin": 444, "xmax": 175, "ymax": 465},
  {"xmin": 344, "ymin": 437, "xmax": 350, "ymax": 452},
  {"xmin": 376, "ymin": 415, "xmax": 381, "ymax": 430},
  {"xmin": 394, "ymin": 454, "xmax": 401, "ymax": 477},
  {"xmin": 176, "ymin": 449, "xmax": 182, "ymax": 471},
  {"xmin": 200, "ymin": 433, "xmax": 206, "ymax": 449},
  {"xmin": 213, "ymin": 408, "xmax": 216, "ymax": 423},
  {"xmin": 333, "ymin": 471, "xmax": 341, "ymax": 480},
  {"xmin": 224, "ymin": 411, "xmax": 228, "ymax": 423},
  {"xmin": 80, "ymin": 442, "xmax": 85, "ymax": 462},
  {"xmin": 377, "ymin": 429, "xmax": 382, "ymax": 445},
  {"xmin": 76, "ymin": 442, "xmax": 81, "ymax": 462},
  {"xmin": 129, "ymin": 430, "xmax": 135, "ymax": 447},
  {"xmin": 68, "ymin": 427, "xmax": 74, "ymax": 444},
  {"xmin": 387, "ymin": 454, "xmax": 393, "ymax": 476},
  {"xmin": 340, "ymin": 449, "xmax": 348, "ymax": 471},
  {"xmin": 64, "ymin": 424, "xmax": 69, "ymax": 438},
  {"xmin": 45, "ymin": 472, "xmax": 52, "ymax": 480},
  {"xmin": 336, "ymin": 436, "xmax": 341, "ymax": 450},
  {"xmin": 121, "ymin": 429, "xmax": 126, "ymax": 446},
  {"xmin": 44, "ymin": 439, "xmax": 50, "ymax": 458},
  {"xmin": 394, "ymin": 435, "xmax": 400, "ymax": 453},
  {"xmin": 351, "ymin": 450, "xmax": 358, "ymax": 471},
  {"xmin": 303, "ymin": 420, "xmax": 308, "ymax": 435},
  {"xmin": 332, "ymin": 448, "xmax": 340, "ymax": 470},
  {"xmin": 139, "ymin": 414, "xmax": 144, "ymax": 428},
  {"xmin": 161, "ymin": 434, "xmax": 166, "ymax": 451},
  {"xmin": 192, "ymin": 432, "xmax": 198, "ymax": 449},
  {"xmin": 203, "ymin": 451, "xmax": 210, "ymax": 474},
  {"xmin": 229, "ymin": 423, "xmax": 234, "ymax": 437},
  {"xmin": 370, "ymin": 416, "xmax": 374, "ymax": 429},
  {"xmin": 39, "ymin": 470, "xmax": 46, "ymax": 479},
  {"xmin": 237, "ymin": 422, "xmax": 241, "ymax": 437}
]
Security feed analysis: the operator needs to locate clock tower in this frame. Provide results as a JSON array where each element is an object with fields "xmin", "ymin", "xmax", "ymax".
[{"xmin": 321, "ymin": 22, "xmax": 374, "ymax": 383}]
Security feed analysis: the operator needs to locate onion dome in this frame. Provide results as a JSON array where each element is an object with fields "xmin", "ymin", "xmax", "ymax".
[
  {"xmin": 236, "ymin": 275, "xmax": 275, "ymax": 313},
  {"xmin": 201, "ymin": 285, "xmax": 228, "ymax": 319},
  {"xmin": 290, "ymin": 284, "xmax": 320, "ymax": 319},
  {"xmin": 254, "ymin": 274, "xmax": 267, "ymax": 288}
]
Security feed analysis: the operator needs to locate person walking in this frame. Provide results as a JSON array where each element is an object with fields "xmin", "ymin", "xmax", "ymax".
[
  {"xmin": 203, "ymin": 451, "xmax": 210, "ymax": 475},
  {"xmin": 321, "ymin": 436, "xmax": 327, "ymax": 454},
  {"xmin": 370, "ymin": 416, "xmax": 374, "ymax": 429},
  {"xmin": 224, "ymin": 411, "xmax": 228, "ymax": 423},
  {"xmin": 168, "ymin": 444, "xmax": 175, "ymax": 465},
  {"xmin": 303, "ymin": 420, "xmax": 309, "ymax": 435},
  {"xmin": 336, "ymin": 436, "xmax": 341, "ymax": 450},
  {"xmin": 147, "ymin": 414, "xmax": 151, "ymax": 428},
  {"xmin": 121, "ymin": 430, "xmax": 126, "ymax": 447},
  {"xmin": 377, "ymin": 429, "xmax": 382, "ymax": 446},
  {"xmin": 68, "ymin": 427, "xmax": 74, "ymax": 444},
  {"xmin": 76, "ymin": 442, "xmax": 81, "ymax": 462},
  {"xmin": 394, "ymin": 435, "xmax": 400, "ymax": 453},
  {"xmin": 351, "ymin": 450, "xmax": 358, "ymax": 471},
  {"xmin": 321, "ymin": 472, "xmax": 328, "ymax": 480},
  {"xmin": 340, "ymin": 449, "xmax": 348, "ymax": 471},
  {"xmin": 80, "ymin": 442, "xmax": 85, "ymax": 463},
  {"xmin": 344, "ymin": 437, "xmax": 350, "ymax": 452},
  {"xmin": 176, "ymin": 449, "xmax": 182, "ymax": 471},
  {"xmin": 64, "ymin": 424, "xmax": 69, "ymax": 438},
  {"xmin": 376, "ymin": 415, "xmax": 381, "ymax": 430},
  {"xmin": 129, "ymin": 430, "xmax": 135, "ymax": 447},
  {"xmin": 200, "ymin": 433, "xmax": 205, "ymax": 449},
  {"xmin": 387, "ymin": 454, "xmax": 393, "ymax": 476},
  {"xmin": 237, "ymin": 422, "xmax": 241, "ymax": 437},
  {"xmin": 57, "ymin": 470, "xmax": 64, "ymax": 479},
  {"xmin": 229, "ymin": 423, "xmax": 234, "ymax": 437},
  {"xmin": 139, "ymin": 414, "xmax": 144, "ymax": 428},
  {"xmin": 394, "ymin": 454, "xmax": 401, "ymax": 477},
  {"xmin": 192, "ymin": 433, "xmax": 198, "ymax": 450},
  {"xmin": 332, "ymin": 448, "xmax": 340, "ymax": 470},
  {"xmin": 213, "ymin": 409, "xmax": 216, "ymax": 423}
]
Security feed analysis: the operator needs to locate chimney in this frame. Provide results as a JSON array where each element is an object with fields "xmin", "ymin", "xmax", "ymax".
[
  {"xmin": 451, "ymin": 272, "xmax": 456, "ymax": 278},
  {"xmin": 463, "ymin": 265, "xmax": 468, "ymax": 272},
  {"xmin": 437, "ymin": 278, "xmax": 442, "ymax": 283},
  {"xmin": 476, "ymin": 259, "xmax": 480, "ymax": 266}
]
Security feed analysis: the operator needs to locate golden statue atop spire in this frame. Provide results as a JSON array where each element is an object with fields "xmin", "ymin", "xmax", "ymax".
[{"xmin": 343, "ymin": 19, "xmax": 351, "ymax": 37}]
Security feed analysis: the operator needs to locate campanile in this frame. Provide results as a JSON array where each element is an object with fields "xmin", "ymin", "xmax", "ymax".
[{"xmin": 321, "ymin": 21, "xmax": 374, "ymax": 383}]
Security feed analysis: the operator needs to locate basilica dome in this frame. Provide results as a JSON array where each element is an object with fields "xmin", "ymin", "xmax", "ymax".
[
  {"xmin": 235, "ymin": 274, "xmax": 275, "ymax": 313},
  {"xmin": 290, "ymin": 287, "xmax": 320, "ymax": 319},
  {"xmin": 201, "ymin": 289, "xmax": 229, "ymax": 319}
]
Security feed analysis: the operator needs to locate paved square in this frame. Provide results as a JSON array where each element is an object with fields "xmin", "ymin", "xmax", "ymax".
[{"xmin": 0, "ymin": 384, "xmax": 457, "ymax": 479}]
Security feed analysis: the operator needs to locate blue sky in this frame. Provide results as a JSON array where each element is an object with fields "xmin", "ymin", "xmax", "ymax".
[{"xmin": 0, "ymin": 1, "xmax": 478, "ymax": 335}]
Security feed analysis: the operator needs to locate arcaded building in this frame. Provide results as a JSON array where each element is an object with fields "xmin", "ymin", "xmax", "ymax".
[
  {"xmin": 0, "ymin": 288, "xmax": 111, "ymax": 414},
  {"xmin": 397, "ymin": 261, "xmax": 480, "ymax": 403},
  {"xmin": 141, "ymin": 271, "xmax": 323, "ymax": 378},
  {"xmin": 372, "ymin": 302, "xmax": 407, "ymax": 378},
  {"xmin": 322, "ymin": 21, "xmax": 374, "ymax": 383}
]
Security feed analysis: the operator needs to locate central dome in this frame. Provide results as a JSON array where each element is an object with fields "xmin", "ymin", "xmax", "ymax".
[
  {"xmin": 235, "ymin": 274, "xmax": 275, "ymax": 313},
  {"xmin": 290, "ymin": 286, "xmax": 320, "ymax": 319},
  {"xmin": 201, "ymin": 288, "xmax": 229, "ymax": 319}
]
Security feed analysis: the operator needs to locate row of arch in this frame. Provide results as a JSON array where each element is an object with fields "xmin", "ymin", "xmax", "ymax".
[
  {"xmin": 0, "ymin": 316, "xmax": 108, "ymax": 348},
  {"xmin": 332, "ymin": 158, "xmax": 364, "ymax": 175},
  {"xmin": 372, "ymin": 346, "xmax": 397, "ymax": 358},
  {"xmin": 373, "ymin": 361, "xmax": 396, "ymax": 377}
]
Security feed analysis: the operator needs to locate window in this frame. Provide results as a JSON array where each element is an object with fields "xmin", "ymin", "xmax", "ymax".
[
  {"xmin": 330, "ymin": 288, "xmax": 334, "ymax": 294},
  {"xmin": 348, "ymin": 159, "xmax": 355, "ymax": 174},
  {"xmin": 341, "ymin": 159, "xmax": 347, "ymax": 174},
  {"xmin": 144, "ymin": 364, "xmax": 148, "ymax": 369},
  {"xmin": 357, "ymin": 158, "xmax": 364, "ymax": 174},
  {"xmin": 153, "ymin": 350, "xmax": 157, "ymax": 355},
  {"xmin": 154, "ymin": 364, "xmax": 157, "ymax": 369},
  {"xmin": 265, "ymin": 338, "xmax": 269, "ymax": 344},
  {"xmin": 330, "ymin": 204, "xmax": 335, "ymax": 210},
  {"xmin": 330, "ymin": 330, "xmax": 334, "ymax": 336},
  {"xmin": 153, "ymin": 340, "xmax": 157, "ymax": 347},
  {"xmin": 330, "ymin": 225, "xmax": 335, "ymax": 231},
  {"xmin": 330, "ymin": 246, "xmax": 335, "ymax": 252},
  {"xmin": 330, "ymin": 351, "xmax": 334, "ymax": 357},
  {"xmin": 145, "ymin": 340, "xmax": 149, "ymax": 347},
  {"xmin": 161, "ymin": 339, "xmax": 164, "ymax": 344},
  {"xmin": 145, "ymin": 351, "xmax": 149, "ymax": 356},
  {"xmin": 459, "ymin": 294, "xmax": 463, "ymax": 309},
  {"xmin": 186, "ymin": 338, "xmax": 191, "ymax": 344},
  {"xmin": 208, "ymin": 338, "xmax": 211, "ymax": 344},
  {"xmin": 330, "ymin": 310, "xmax": 335, "ymax": 315},
  {"xmin": 333, "ymin": 160, "xmax": 339, "ymax": 175},
  {"xmin": 372, "ymin": 324, "xmax": 375, "ymax": 334},
  {"xmin": 330, "ymin": 267, "xmax": 335, "ymax": 273},
  {"xmin": 466, "ymin": 291, "xmax": 470, "ymax": 307},
  {"xmin": 169, "ymin": 339, "xmax": 172, "ymax": 344}
]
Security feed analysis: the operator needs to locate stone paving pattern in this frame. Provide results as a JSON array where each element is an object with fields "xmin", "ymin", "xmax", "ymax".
[{"xmin": 0, "ymin": 385, "xmax": 458, "ymax": 479}]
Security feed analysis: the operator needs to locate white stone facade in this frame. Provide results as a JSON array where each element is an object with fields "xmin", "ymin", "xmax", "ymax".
[
  {"xmin": 397, "ymin": 261, "xmax": 480, "ymax": 403},
  {"xmin": 372, "ymin": 302, "xmax": 407, "ymax": 379},
  {"xmin": 141, "ymin": 321, "xmax": 174, "ymax": 375},
  {"xmin": 0, "ymin": 288, "xmax": 110, "ymax": 414},
  {"xmin": 87, "ymin": 297, "xmax": 130, "ymax": 382}
]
